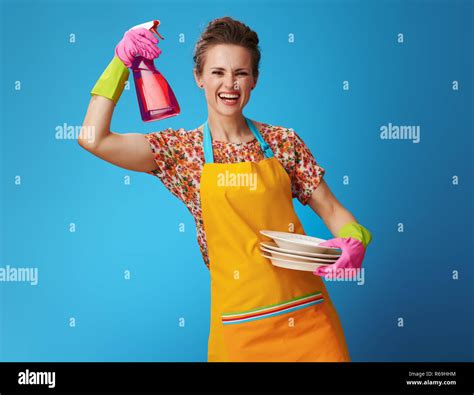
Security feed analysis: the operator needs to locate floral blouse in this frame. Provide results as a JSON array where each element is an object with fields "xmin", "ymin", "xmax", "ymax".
[{"xmin": 144, "ymin": 123, "xmax": 326, "ymax": 269}]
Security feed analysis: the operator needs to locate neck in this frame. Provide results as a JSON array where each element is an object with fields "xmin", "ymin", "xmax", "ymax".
[{"xmin": 205, "ymin": 112, "xmax": 252, "ymax": 143}]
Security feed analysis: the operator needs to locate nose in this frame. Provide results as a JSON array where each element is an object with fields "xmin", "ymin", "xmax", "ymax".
[{"xmin": 224, "ymin": 74, "xmax": 236, "ymax": 90}]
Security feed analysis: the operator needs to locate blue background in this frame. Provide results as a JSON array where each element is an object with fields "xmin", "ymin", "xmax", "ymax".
[{"xmin": 0, "ymin": 0, "xmax": 472, "ymax": 362}]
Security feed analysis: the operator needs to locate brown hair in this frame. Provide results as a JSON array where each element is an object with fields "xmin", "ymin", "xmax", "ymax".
[{"xmin": 193, "ymin": 16, "xmax": 261, "ymax": 80}]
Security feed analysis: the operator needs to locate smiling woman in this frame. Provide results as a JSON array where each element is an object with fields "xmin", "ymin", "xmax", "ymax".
[
  {"xmin": 190, "ymin": 17, "xmax": 261, "ymax": 141},
  {"xmin": 79, "ymin": 15, "xmax": 372, "ymax": 363},
  {"xmin": 194, "ymin": 46, "xmax": 258, "ymax": 140}
]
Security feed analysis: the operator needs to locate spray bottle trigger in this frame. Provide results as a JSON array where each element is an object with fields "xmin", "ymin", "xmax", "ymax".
[
  {"xmin": 150, "ymin": 20, "xmax": 165, "ymax": 41},
  {"xmin": 130, "ymin": 20, "xmax": 165, "ymax": 40}
]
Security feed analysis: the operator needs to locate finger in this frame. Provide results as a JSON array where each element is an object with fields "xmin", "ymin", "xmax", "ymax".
[
  {"xmin": 138, "ymin": 47, "xmax": 158, "ymax": 60},
  {"xmin": 144, "ymin": 43, "xmax": 161, "ymax": 57},
  {"xmin": 320, "ymin": 267, "xmax": 330, "ymax": 275},
  {"xmin": 319, "ymin": 238, "xmax": 341, "ymax": 247},
  {"xmin": 136, "ymin": 41, "xmax": 161, "ymax": 58},
  {"xmin": 319, "ymin": 241, "xmax": 337, "ymax": 248},
  {"xmin": 139, "ymin": 49, "xmax": 155, "ymax": 60},
  {"xmin": 313, "ymin": 267, "xmax": 327, "ymax": 276},
  {"xmin": 133, "ymin": 28, "xmax": 159, "ymax": 44},
  {"xmin": 134, "ymin": 33, "xmax": 159, "ymax": 48}
]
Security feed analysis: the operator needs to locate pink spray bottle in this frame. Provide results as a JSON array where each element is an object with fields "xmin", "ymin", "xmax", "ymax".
[{"xmin": 130, "ymin": 20, "xmax": 180, "ymax": 122}]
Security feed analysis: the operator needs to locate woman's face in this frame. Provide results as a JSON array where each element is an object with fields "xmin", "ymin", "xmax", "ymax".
[{"xmin": 194, "ymin": 44, "xmax": 257, "ymax": 116}]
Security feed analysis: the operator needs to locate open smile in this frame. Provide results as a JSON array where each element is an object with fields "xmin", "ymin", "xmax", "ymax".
[{"xmin": 218, "ymin": 92, "xmax": 241, "ymax": 106}]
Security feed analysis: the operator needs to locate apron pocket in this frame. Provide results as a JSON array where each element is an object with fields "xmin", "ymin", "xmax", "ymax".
[{"xmin": 221, "ymin": 291, "xmax": 345, "ymax": 362}]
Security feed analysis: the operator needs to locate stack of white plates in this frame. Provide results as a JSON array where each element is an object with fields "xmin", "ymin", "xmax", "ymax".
[{"xmin": 259, "ymin": 230, "xmax": 342, "ymax": 272}]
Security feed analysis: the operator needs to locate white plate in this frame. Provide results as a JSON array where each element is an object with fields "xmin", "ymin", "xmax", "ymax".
[
  {"xmin": 260, "ymin": 244, "xmax": 337, "ymax": 264},
  {"xmin": 260, "ymin": 241, "xmax": 341, "ymax": 259},
  {"xmin": 261, "ymin": 252, "xmax": 332, "ymax": 272},
  {"xmin": 260, "ymin": 230, "xmax": 342, "ymax": 254}
]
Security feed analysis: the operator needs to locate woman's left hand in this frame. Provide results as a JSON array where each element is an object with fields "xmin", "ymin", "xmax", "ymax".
[{"xmin": 313, "ymin": 237, "xmax": 366, "ymax": 277}]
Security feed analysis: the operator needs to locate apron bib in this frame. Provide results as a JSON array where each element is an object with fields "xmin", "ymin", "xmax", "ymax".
[{"xmin": 199, "ymin": 117, "xmax": 351, "ymax": 362}]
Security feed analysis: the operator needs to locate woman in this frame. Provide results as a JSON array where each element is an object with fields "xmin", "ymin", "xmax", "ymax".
[{"xmin": 79, "ymin": 16, "xmax": 372, "ymax": 362}]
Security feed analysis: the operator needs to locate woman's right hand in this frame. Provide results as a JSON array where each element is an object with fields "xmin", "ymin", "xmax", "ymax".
[
  {"xmin": 115, "ymin": 27, "xmax": 162, "ymax": 68},
  {"xmin": 80, "ymin": 24, "xmax": 163, "ymax": 173}
]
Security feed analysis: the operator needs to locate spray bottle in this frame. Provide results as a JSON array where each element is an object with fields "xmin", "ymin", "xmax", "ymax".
[{"xmin": 130, "ymin": 20, "xmax": 180, "ymax": 122}]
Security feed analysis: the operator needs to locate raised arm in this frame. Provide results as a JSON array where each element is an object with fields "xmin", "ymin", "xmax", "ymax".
[
  {"xmin": 79, "ymin": 93, "xmax": 158, "ymax": 172},
  {"xmin": 78, "ymin": 24, "xmax": 162, "ymax": 172}
]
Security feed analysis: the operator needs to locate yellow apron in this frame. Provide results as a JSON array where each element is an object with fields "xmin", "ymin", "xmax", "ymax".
[{"xmin": 200, "ymin": 117, "xmax": 351, "ymax": 362}]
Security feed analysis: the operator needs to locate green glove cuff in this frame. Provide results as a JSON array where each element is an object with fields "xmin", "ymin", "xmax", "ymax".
[
  {"xmin": 91, "ymin": 56, "xmax": 129, "ymax": 105},
  {"xmin": 337, "ymin": 222, "xmax": 372, "ymax": 249}
]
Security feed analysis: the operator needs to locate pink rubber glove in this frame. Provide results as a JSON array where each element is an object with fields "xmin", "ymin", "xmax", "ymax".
[
  {"xmin": 115, "ymin": 28, "xmax": 162, "ymax": 68},
  {"xmin": 313, "ymin": 237, "xmax": 366, "ymax": 277}
]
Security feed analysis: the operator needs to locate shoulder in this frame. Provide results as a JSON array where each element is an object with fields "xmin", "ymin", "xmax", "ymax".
[
  {"xmin": 146, "ymin": 127, "xmax": 203, "ymax": 148},
  {"xmin": 144, "ymin": 127, "xmax": 205, "ymax": 165},
  {"xmin": 258, "ymin": 121, "xmax": 297, "ymax": 156},
  {"xmin": 258, "ymin": 121, "xmax": 295, "ymax": 140},
  {"xmin": 147, "ymin": 127, "xmax": 199, "ymax": 140}
]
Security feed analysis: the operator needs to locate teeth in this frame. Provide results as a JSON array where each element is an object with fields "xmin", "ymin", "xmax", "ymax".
[{"xmin": 219, "ymin": 93, "xmax": 239, "ymax": 99}]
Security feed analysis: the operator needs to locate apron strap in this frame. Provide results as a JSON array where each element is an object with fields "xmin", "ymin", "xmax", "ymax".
[{"xmin": 203, "ymin": 117, "xmax": 275, "ymax": 164}]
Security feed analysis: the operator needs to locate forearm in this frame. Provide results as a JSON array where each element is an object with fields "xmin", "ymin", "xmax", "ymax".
[
  {"xmin": 308, "ymin": 180, "xmax": 355, "ymax": 235},
  {"xmin": 308, "ymin": 180, "xmax": 372, "ymax": 247},
  {"xmin": 321, "ymin": 203, "xmax": 357, "ymax": 238},
  {"xmin": 79, "ymin": 55, "xmax": 129, "ymax": 149}
]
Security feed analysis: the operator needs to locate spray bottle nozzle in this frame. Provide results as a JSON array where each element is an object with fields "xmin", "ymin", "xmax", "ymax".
[
  {"xmin": 131, "ymin": 19, "xmax": 165, "ymax": 41},
  {"xmin": 151, "ymin": 20, "xmax": 165, "ymax": 41}
]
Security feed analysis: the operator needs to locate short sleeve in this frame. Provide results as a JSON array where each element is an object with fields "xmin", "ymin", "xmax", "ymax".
[
  {"xmin": 144, "ymin": 128, "xmax": 190, "ymax": 202},
  {"xmin": 289, "ymin": 129, "xmax": 326, "ymax": 205}
]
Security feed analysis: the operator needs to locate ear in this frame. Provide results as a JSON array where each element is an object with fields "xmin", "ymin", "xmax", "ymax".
[{"xmin": 193, "ymin": 69, "xmax": 203, "ymax": 88}]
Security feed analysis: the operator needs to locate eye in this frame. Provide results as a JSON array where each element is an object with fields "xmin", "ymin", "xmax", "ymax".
[{"xmin": 212, "ymin": 71, "xmax": 248, "ymax": 75}]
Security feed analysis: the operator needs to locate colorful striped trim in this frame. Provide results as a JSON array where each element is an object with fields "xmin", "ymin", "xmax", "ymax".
[{"xmin": 221, "ymin": 291, "xmax": 324, "ymax": 325}]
